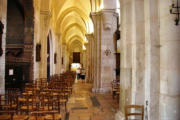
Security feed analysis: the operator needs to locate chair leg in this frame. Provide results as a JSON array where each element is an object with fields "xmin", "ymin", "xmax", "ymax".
[{"xmin": 65, "ymin": 103, "xmax": 67, "ymax": 112}]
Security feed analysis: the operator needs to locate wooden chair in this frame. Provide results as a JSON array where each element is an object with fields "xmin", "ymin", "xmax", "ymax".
[
  {"xmin": 125, "ymin": 105, "xmax": 144, "ymax": 120},
  {"xmin": 0, "ymin": 110, "xmax": 15, "ymax": 120},
  {"xmin": 14, "ymin": 93, "xmax": 38, "ymax": 120},
  {"xmin": 13, "ymin": 114, "xmax": 29, "ymax": 120},
  {"xmin": 44, "ymin": 111, "xmax": 61, "ymax": 120},
  {"xmin": 0, "ymin": 94, "xmax": 17, "ymax": 120},
  {"xmin": 39, "ymin": 94, "xmax": 61, "ymax": 120},
  {"xmin": 39, "ymin": 93, "xmax": 53, "ymax": 111},
  {"xmin": 112, "ymin": 81, "xmax": 120, "ymax": 99},
  {"xmin": 29, "ymin": 111, "xmax": 45, "ymax": 120}
]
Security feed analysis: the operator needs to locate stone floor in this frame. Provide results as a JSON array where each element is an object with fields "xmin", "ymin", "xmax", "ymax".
[{"xmin": 65, "ymin": 80, "xmax": 119, "ymax": 120}]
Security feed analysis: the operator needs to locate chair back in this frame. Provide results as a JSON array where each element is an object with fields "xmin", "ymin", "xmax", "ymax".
[{"xmin": 125, "ymin": 105, "xmax": 144, "ymax": 120}]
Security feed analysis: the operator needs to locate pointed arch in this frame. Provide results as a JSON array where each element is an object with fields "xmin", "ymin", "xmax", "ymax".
[{"xmin": 56, "ymin": 7, "xmax": 89, "ymax": 30}]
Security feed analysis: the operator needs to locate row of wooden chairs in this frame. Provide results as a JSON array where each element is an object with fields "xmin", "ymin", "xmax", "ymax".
[
  {"xmin": 0, "ymin": 72, "xmax": 76, "ymax": 120},
  {"xmin": 112, "ymin": 80, "xmax": 120, "ymax": 103}
]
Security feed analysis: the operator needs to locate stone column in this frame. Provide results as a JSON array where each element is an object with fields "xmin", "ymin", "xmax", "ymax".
[
  {"xmin": 84, "ymin": 43, "xmax": 89, "ymax": 82},
  {"xmin": 55, "ymin": 33, "xmax": 61, "ymax": 74},
  {"xmin": 86, "ymin": 34, "xmax": 94, "ymax": 83},
  {"xmin": 91, "ymin": 12, "xmax": 99, "ymax": 92},
  {"xmin": 61, "ymin": 43, "xmax": 66, "ymax": 72},
  {"xmin": 82, "ymin": 50, "xmax": 86, "ymax": 68},
  {"xmin": 133, "ymin": 0, "xmax": 146, "ymax": 105},
  {"xmin": 116, "ymin": 0, "xmax": 146, "ymax": 119},
  {"xmin": 116, "ymin": 0, "xmax": 134, "ymax": 119},
  {"xmin": 39, "ymin": 11, "xmax": 50, "ymax": 78},
  {"xmin": 0, "ymin": 0, "xmax": 7, "ymax": 94},
  {"xmin": 65, "ymin": 46, "xmax": 69, "ymax": 71},
  {"xmin": 159, "ymin": 0, "xmax": 180, "ymax": 119},
  {"xmin": 144, "ymin": 0, "xmax": 160, "ymax": 119},
  {"xmin": 91, "ymin": 10, "xmax": 118, "ymax": 93}
]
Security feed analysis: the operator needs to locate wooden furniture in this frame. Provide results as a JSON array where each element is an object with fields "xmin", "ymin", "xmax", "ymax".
[
  {"xmin": 29, "ymin": 111, "xmax": 45, "ymax": 120},
  {"xmin": 0, "ymin": 71, "xmax": 75, "ymax": 120},
  {"xmin": 112, "ymin": 81, "xmax": 120, "ymax": 103},
  {"xmin": 125, "ymin": 105, "xmax": 144, "ymax": 120},
  {"xmin": 0, "ymin": 94, "xmax": 17, "ymax": 120},
  {"xmin": 0, "ymin": 110, "xmax": 15, "ymax": 120}
]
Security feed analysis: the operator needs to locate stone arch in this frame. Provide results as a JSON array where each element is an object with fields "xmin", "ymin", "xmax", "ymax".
[
  {"xmin": 56, "ymin": 7, "xmax": 89, "ymax": 30},
  {"xmin": 62, "ymin": 23, "xmax": 86, "ymax": 35},
  {"xmin": 61, "ymin": 24, "xmax": 86, "ymax": 44},
  {"xmin": 68, "ymin": 36, "xmax": 83, "ymax": 48},
  {"xmin": 67, "ymin": 35, "xmax": 84, "ymax": 45},
  {"xmin": 60, "ymin": 13, "xmax": 87, "ymax": 33}
]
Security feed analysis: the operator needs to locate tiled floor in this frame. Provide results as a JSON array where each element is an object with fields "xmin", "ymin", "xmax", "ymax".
[{"xmin": 66, "ymin": 80, "xmax": 119, "ymax": 120}]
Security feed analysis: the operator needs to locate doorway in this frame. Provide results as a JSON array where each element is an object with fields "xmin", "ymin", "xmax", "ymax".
[{"xmin": 73, "ymin": 52, "xmax": 80, "ymax": 63}]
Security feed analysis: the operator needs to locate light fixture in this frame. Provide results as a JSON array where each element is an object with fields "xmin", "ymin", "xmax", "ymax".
[
  {"xmin": 170, "ymin": 0, "xmax": 180, "ymax": 25},
  {"xmin": 104, "ymin": 49, "xmax": 111, "ymax": 56}
]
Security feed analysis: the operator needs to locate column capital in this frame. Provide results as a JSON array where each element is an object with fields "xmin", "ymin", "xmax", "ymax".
[
  {"xmin": 90, "ymin": 12, "xmax": 101, "ymax": 24},
  {"xmin": 85, "ymin": 34, "xmax": 94, "ymax": 40},
  {"xmin": 85, "ymin": 34, "xmax": 94, "ymax": 44},
  {"xmin": 40, "ymin": 10, "xmax": 51, "ymax": 23},
  {"xmin": 100, "ymin": 9, "xmax": 118, "ymax": 30},
  {"xmin": 40, "ymin": 10, "xmax": 51, "ymax": 16},
  {"xmin": 84, "ymin": 42, "xmax": 89, "ymax": 48}
]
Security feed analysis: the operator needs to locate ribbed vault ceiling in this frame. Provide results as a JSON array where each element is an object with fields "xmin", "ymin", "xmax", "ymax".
[{"xmin": 49, "ymin": 0, "xmax": 103, "ymax": 50}]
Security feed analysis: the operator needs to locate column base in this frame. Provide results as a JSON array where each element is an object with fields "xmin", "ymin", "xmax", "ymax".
[
  {"xmin": 92, "ymin": 88, "xmax": 98, "ymax": 93},
  {"xmin": 99, "ymin": 87, "xmax": 111, "ymax": 93},
  {"xmin": 115, "ymin": 111, "xmax": 125, "ymax": 120}
]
